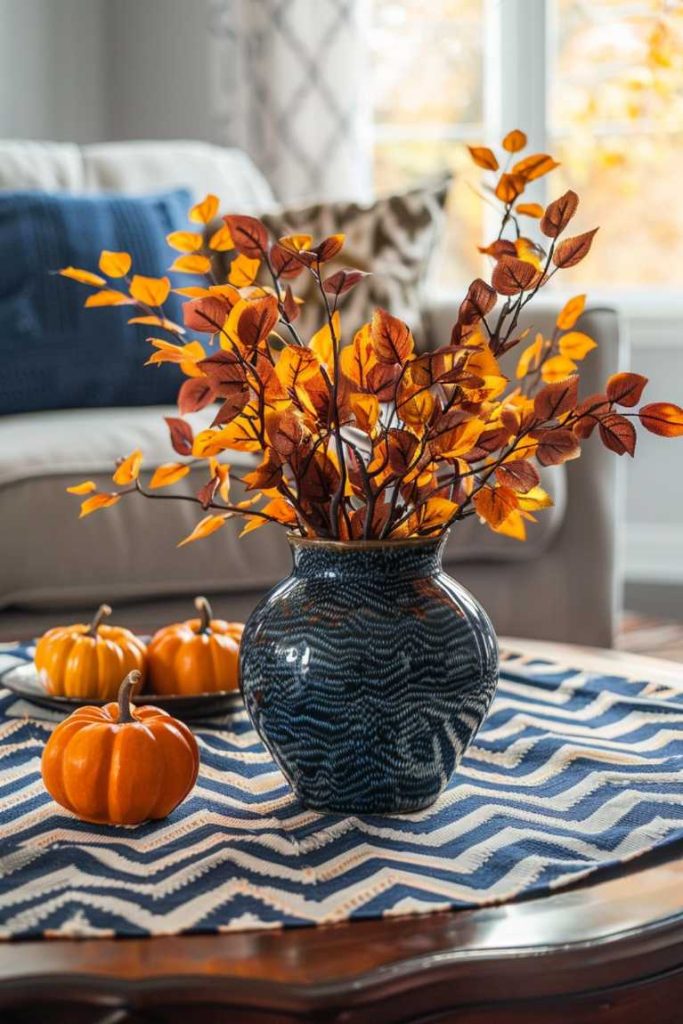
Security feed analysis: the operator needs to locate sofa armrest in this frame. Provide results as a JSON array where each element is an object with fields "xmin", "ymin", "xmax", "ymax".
[{"xmin": 422, "ymin": 292, "xmax": 626, "ymax": 646}]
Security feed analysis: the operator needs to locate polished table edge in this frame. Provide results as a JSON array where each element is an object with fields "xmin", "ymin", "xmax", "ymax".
[{"xmin": 1, "ymin": 846, "xmax": 682, "ymax": 1005}]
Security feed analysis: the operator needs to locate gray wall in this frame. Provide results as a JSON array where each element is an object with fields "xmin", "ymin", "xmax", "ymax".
[{"xmin": 0, "ymin": 0, "xmax": 214, "ymax": 144}]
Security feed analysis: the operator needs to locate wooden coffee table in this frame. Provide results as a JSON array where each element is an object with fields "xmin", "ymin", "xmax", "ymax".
[{"xmin": 1, "ymin": 641, "xmax": 682, "ymax": 1023}]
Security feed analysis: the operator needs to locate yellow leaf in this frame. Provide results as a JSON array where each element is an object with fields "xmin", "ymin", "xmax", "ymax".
[
  {"xmin": 149, "ymin": 463, "xmax": 191, "ymax": 489},
  {"xmin": 349, "ymin": 393, "xmax": 380, "ymax": 434},
  {"xmin": 130, "ymin": 275, "xmax": 171, "ymax": 307},
  {"xmin": 112, "ymin": 449, "xmax": 143, "ymax": 485},
  {"xmin": 492, "ymin": 509, "xmax": 527, "ymax": 540},
  {"xmin": 99, "ymin": 250, "xmax": 131, "ymax": 278},
  {"xmin": 556, "ymin": 295, "xmax": 586, "ymax": 331},
  {"xmin": 516, "ymin": 334, "xmax": 544, "ymax": 379},
  {"xmin": 193, "ymin": 429, "xmax": 227, "ymax": 459},
  {"xmin": 208, "ymin": 223, "xmax": 234, "ymax": 251},
  {"xmin": 128, "ymin": 315, "xmax": 185, "ymax": 334},
  {"xmin": 541, "ymin": 355, "xmax": 577, "ymax": 383},
  {"xmin": 177, "ymin": 513, "xmax": 228, "ymax": 547},
  {"xmin": 310, "ymin": 312, "xmax": 340, "ymax": 371},
  {"xmin": 85, "ymin": 289, "xmax": 132, "ymax": 308},
  {"xmin": 209, "ymin": 458, "xmax": 231, "ymax": 502},
  {"xmin": 79, "ymin": 493, "xmax": 120, "ymax": 518},
  {"xmin": 515, "ymin": 202, "xmax": 544, "ymax": 218},
  {"xmin": 189, "ymin": 193, "xmax": 219, "ymax": 225},
  {"xmin": 166, "ymin": 230, "xmax": 203, "ymax": 253},
  {"xmin": 228, "ymin": 253, "xmax": 260, "ymax": 287},
  {"xmin": 518, "ymin": 486, "xmax": 553, "ymax": 512},
  {"xmin": 170, "ymin": 254, "xmax": 212, "ymax": 275},
  {"xmin": 558, "ymin": 331, "xmax": 596, "ymax": 361},
  {"xmin": 278, "ymin": 234, "xmax": 313, "ymax": 253},
  {"xmin": 146, "ymin": 338, "xmax": 206, "ymax": 377},
  {"xmin": 417, "ymin": 497, "xmax": 459, "ymax": 531},
  {"xmin": 434, "ymin": 417, "xmax": 485, "ymax": 458},
  {"xmin": 66, "ymin": 480, "xmax": 97, "ymax": 495},
  {"xmin": 173, "ymin": 286, "xmax": 213, "ymax": 298},
  {"xmin": 59, "ymin": 266, "xmax": 106, "ymax": 287}
]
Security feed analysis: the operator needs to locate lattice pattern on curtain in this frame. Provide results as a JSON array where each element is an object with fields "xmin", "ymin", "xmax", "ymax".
[{"xmin": 208, "ymin": 0, "xmax": 373, "ymax": 205}]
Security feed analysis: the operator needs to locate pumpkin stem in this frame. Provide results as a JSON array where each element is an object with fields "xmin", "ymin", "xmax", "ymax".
[
  {"xmin": 87, "ymin": 603, "xmax": 112, "ymax": 637},
  {"xmin": 117, "ymin": 670, "xmax": 142, "ymax": 723},
  {"xmin": 194, "ymin": 596, "xmax": 212, "ymax": 635}
]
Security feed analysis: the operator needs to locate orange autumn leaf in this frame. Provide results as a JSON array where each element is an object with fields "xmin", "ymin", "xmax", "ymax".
[
  {"xmin": 371, "ymin": 308, "xmax": 414, "ymax": 365},
  {"xmin": 66, "ymin": 480, "xmax": 97, "ymax": 495},
  {"xmin": 146, "ymin": 339, "xmax": 206, "ymax": 377},
  {"xmin": 149, "ymin": 463, "xmax": 191, "ymax": 489},
  {"xmin": 228, "ymin": 253, "xmax": 260, "ymax": 287},
  {"xmin": 79, "ymin": 493, "xmax": 121, "ymax": 518},
  {"xmin": 310, "ymin": 311, "xmax": 341, "ymax": 370},
  {"xmin": 494, "ymin": 173, "xmax": 526, "ymax": 204},
  {"xmin": 516, "ymin": 334, "xmax": 544, "ymax": 379},
  {"xmin": 639, "ymin": 403, "xmax": 683, "ymax": 437},
  {"xmin": 558, "ymin": 331, "xmax": 597, "ymax": 361},
  {"xmin": 85, "ymin": 289, "xmax": 132, "ymax": 308},
  {"xmin": 541, "ymin": 355, "xmax": 578, "ymax": 383},
  {"xmin": 473, "ymin": 486, "xmax": 518, "ymax": 528},
  {"xmin": 170, "ymin": 254, "xmax": 212, "ymax": 275},
  {"xmin": 189, "ymin": 194, "xmax": 219, "ymax": 225},
  {"xmin": 516, "ymin": 202, "xmax": 544, "ymax": 218},
  {"xmin": 556, "ymin": 294, "xmax": 586, "ymax": 330},
  {"xmin": 553, "ymin": 229, "xmax": 599, "ymax": 270},
  {"xmin": 113, "ymin": 449, "xmax": 143, "ymax": 485},
  {"xmin": 59, "ymin": 266, "xmax": 106, "ymax": 287},
  {"xmin": 128, "ymin": 314, "xmax": 185, "ymax": 333},
  {"xmin": 130, "ymin": 275, "xmax": 171, "ymax": 307},
  {"xmin": 468, "ymin": 146, "xmax": 499, "ymax": 171},
  {"xmin": 177, "ymin": 513, "xmax": 229, "ymax": 547},
  {"xmin": 512, "ymin": 153, "xmax": 559, "ymax": 181},
  {"xmin": 99, "ymin": 251, "xmax": 131, "ymax": 278},
  {"xmin": 208, "ymin": 223, "xmax": 234, "ymax": 251},
  {"xmin": 166, "ymin": 230, "xmax": 204, "ymax": 253},
  {"xmin": 502, "ymin": 129, "xmax": 527, "ymax": 153}
]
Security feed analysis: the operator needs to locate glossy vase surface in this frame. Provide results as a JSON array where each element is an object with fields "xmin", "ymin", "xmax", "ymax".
[{"xmin": 240, "ymin": 535, "xmax": 499, "ymax": 814}]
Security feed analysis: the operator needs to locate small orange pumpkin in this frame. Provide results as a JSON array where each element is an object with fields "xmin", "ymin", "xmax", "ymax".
[
  {"xmin": 35, "ymin": 604, "xmax": 147, "ymax": 700},
  {"xmin": 41, "ymin": 670, "xmax": 199, "ymax": 825},
  {"xmin": 148, "ymin": 596, "xmax": 243, "ymax": 696}
]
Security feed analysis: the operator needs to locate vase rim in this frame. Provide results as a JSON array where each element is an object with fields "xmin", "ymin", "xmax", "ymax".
[{"xmin": 286, "ymin": 532, "xmax": 446, "ymax": 552}]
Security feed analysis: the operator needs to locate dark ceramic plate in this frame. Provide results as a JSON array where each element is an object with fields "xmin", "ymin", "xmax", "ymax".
[{"xmin": 0, "ymin": 661, "xmax": 243, "ymax": 722}]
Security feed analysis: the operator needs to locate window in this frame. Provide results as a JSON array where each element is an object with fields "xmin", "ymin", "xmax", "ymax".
[
  {"xmin": 370, "ymin": 0, "xmax": 484, "ymax": 283},
  {"xmin": 549, "ymin": 0, "xmax": 683, "ymax": 288},
  {"xmin": 371, "ymin": 0, "xmax": 683, "ymax": 290}
]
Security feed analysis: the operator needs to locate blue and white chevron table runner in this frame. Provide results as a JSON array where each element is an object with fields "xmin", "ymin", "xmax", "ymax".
[{"xmin": 0, "ymin": 641, "xmax": 682, "ymax": 939}]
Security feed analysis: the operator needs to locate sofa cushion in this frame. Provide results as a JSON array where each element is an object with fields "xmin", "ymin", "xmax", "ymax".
[
  {"xmin": 255, "ymin": 176, "xmax": 451, "ymax": 342},
  {"xmin": 0, "ymin": 140, "xmax": 276, "ymax": 210},
  {"xmin": 0, "ymin": 188, "xmax": 192, "ymax": 415},
  {"xmin": 0, "ymin": 407, "xmax": 565, "ymax": 611}
]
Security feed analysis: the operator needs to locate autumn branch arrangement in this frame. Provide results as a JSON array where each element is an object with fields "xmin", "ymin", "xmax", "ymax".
[{"xmin": 61, "ymin": 130, "xmax": 683, "ymax": 546}]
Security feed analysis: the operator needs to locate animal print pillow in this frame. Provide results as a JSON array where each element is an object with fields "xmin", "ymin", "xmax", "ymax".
[{"xmin": 259, "ymin": 175, "xmax": 451, "ymax": 344}]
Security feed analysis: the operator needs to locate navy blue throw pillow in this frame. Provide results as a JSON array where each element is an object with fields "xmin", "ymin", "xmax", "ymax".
[{"xmin": 0, "ymin": 189, "xmax": 193, "ymax": 414}]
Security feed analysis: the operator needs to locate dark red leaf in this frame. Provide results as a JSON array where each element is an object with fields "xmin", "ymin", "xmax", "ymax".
[
  {"xmin": 496, "ymin": 460, "xmax": 540, "ymax": 493},
  {"xmin": 599, "ymin": 413, "xmax": 637, "ymax": 456},
  {"xmin": 534, "ymin": 375, "xmax": 579, "ymax": 421},
  {"xmin": 177, "ymin": 377, "xmax": 216, "ymax": 415},
  {"xmin": 223, "ymin": 214, "xmax": 269, "ymax": 259},
  {"xmin": 553, "ymin": 228, "xmax": 599, "ymax": 269},
  {"xmin": 182, "ymin": 296, "xmax": 230, "ymax": 334},
  {"xmin": 165, "ymin": 416, "xmax": 194, "ymax": 457},
  {"xmin": 271, "ymin": 243, "xmax": 305, "ymax": 280},
  {"xmin": 606, "ymin": 372, "xmax": 648, "ymax": 408},
  {"xmin": 322, "ymin": 269, "xmax": 369, "ymax": 302},
  {"xmin": 540, "ymin": 190, "xmax": 579, "ymax": 238},
  {"xmin": 536, "ymin": 428, "xmax": 581, "ymax": 466},
  {"xmin": 491, "ymin": 256, "xmax": 541, "ymax": 295}
]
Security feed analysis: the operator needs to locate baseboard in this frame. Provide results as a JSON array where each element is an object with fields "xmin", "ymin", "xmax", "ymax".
[{"xmin": 626, "ymin": 523, "xmax": 683, "ymax": 583}]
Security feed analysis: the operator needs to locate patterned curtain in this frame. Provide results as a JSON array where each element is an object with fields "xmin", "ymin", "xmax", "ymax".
[{"xmin": 209, "ymin": 0, "xmax": 373, "ymax": 206}]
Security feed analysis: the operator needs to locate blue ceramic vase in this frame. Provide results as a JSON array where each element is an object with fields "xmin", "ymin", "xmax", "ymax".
[{"xmin": 240, "ymin": 535, "xmax": 499, "ymax": 814}]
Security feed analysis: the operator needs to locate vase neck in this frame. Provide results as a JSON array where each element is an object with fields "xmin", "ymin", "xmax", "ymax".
[{"xmin": 288, "ymin": 537, "xmax": 446, "ymax": 580}]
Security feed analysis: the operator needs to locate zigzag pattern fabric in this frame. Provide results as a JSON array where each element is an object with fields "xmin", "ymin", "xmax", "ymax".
[{"xmin": 0, "ymin": 643, "xmax": 682, "ymax": 939}]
